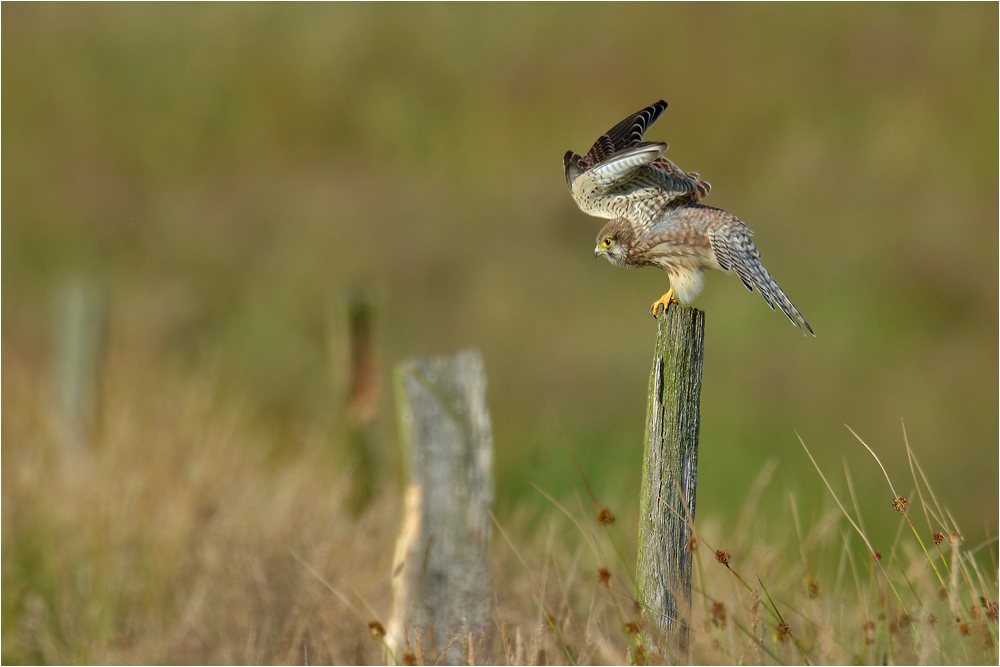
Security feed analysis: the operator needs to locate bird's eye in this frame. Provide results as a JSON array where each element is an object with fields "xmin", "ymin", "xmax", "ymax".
[{"xmin": 602, "ymin": 238, "xmax": 613, "ymax": 248}]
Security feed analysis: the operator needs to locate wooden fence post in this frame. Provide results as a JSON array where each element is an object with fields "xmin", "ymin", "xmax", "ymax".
[
  {"xmin": 344, "ymin": 290, "xmax": 380, "ymax": 515},
  {"xmin": 636, "ymin": 305, "xmax": 705, "ymax": 658},
  {"xmin": 388, "ymin": 349, "xmax": 494, "ymax": 665},
  {"xmin": 52, "ymin": 276, "xmax": 109, "ymax": 451}
]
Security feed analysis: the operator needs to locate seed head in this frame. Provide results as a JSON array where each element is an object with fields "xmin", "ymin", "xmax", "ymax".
[
  {"xmin": 957, "ymin": 620, "xmax": 971, "ymax": 636},
  {"xmin": 686, "ymin": 535, "xmax": 698, "ymax": 552},
  {"xmin": 543, "ymin": 612, "xmax": 556, "ymax": 633},
  {"xmin": 932, "ymin": 532, "xmax": 944, "ymax": 545},
  {"xmin": 871, "ymin": 550, "xmax": 881, "ymax": 562},
  {"xmin": 777, "ymin": 622, "xmax": 790, "ymax": 640},
  {"xmin": 862, "ymin": 620, "xmax": 875, "ymax": 645},
  {"xmin": 597, "ymin": 567, "xmax": 611, "ymax": 586},
  {"xmin": 711, "ymin": 602, "xmax": 727, "ymax": 628},
  {"xmin": 715, "ymin": 549, "xmax": 731, "ymax": 567},
  {"xmin": 403, "ymin": 652, "xmax": 417, "ymax": 666},
  {"xmin": 368, "ymin": 621, "xmax": 386, "ymax": 639},
  {"xmin": 948, "ymin": 531, "xmax": 963, "ymax": 544},
  {"xmin": 807, "ymin": 580, "xmax": 820, "ymax": 598},
  {"xmin": 980, "ymin": 597, "xmax": 998, "ymax": 621},
  {"xmin": 891, "ymin": 496, "xmax": 908, "ymax": 513},
  {"xmin": 623, "ymin": 622, "xmax": 640, "ymax": 636},
  {"xmin": 597, "ymin": 507, "xmax": 615, "ymax": 526}
]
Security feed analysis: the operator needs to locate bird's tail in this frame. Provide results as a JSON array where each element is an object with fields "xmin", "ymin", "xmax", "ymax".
[
  {"xmin": 706, "ymin": 209, "xmax": 814, "ymax": 336},
  {"xmin": 742, "ymin": 264, "xmax": 814, "ymax": 336}
]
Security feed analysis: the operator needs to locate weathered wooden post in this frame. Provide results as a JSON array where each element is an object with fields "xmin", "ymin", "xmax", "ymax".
[
  {"xmin": 388, "ymin": 349, "xmax": 494, "ymax": 665},
  {"xmin": 52, "ymin": 276, "xmax": 109, "ymax": 451},
  {"xmin": 636, "ymin": 305, "xmax": 705, "ymax": 658}
]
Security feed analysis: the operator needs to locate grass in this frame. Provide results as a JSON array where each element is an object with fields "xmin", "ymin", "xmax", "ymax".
[{"xmin": 3, "ymin": 338, "xmax": 995, "ymax": 665}]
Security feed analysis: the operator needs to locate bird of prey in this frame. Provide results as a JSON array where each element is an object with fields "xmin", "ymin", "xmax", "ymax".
[{"xmin": 564, "ymin": 100, "xmax": 813, "ymax": 334}]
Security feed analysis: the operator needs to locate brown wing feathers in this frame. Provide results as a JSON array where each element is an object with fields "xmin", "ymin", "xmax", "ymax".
[
  {"xmin": 564, "ymin": 100, "xmax": 667, "ymax": 171},
  {"xmin": 583, "ymin": 100, "xmax": 667, "ymax": 165},
  {"xmin": 564, "ymin": 101, "xmax": 710, "ymax": 205}
]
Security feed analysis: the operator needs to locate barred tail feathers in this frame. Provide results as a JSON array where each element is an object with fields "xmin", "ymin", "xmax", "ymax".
[
  {"xmin": 708, "ymin": 216, "xmax": 814, "ymax": 335},
  {"xmin": 750, "ymin": 264, "xmax": 814, "ymax": 336}
]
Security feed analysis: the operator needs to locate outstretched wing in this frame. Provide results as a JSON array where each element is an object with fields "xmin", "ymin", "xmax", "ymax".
[
  {"xmin": 564, "ymin": 100, "xmax": 667, "ymax": 190},
  {"xmin": 564, "ymin": 101, "xmax": 711, "ymax": 218},
  {"xmin": 705, "ymin": 207, "xmax": 814, "ymax": 335},
  {"xmin": 583, "ymin": 100, "xmax": 667, "ymax": 167}
]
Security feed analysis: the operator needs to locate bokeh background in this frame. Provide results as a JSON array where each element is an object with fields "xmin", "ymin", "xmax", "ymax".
[{"xmin": 4, "ymin": 0, "xmax": 997, "ymax": 594}]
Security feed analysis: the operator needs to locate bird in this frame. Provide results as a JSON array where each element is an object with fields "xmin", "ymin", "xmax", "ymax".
[{"xmin": 564, "ymin": 100, "xmax": 813, "ymax": 335}]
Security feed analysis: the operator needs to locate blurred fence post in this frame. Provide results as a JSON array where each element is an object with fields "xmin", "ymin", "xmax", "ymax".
[
  {"xmin": 344, "ymin": 290, "xmax": 380, "ymax": 515},
  {"xmin": 52, "ymin": 276, "xmax": 109, "ymax": 451},
  {"xmin": 636, "ymin": 305, "xmax": 704, "ymax": 658},
  {"xmin": 388, "ymin": 349, "xmax": 494, "ymax": 665}
]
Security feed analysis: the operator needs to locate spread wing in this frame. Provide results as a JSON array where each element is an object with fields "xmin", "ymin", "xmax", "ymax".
[
  {"xmin": 565, "ymin": 101, "xmax": 667, "ymax": 174},
  {"xmin": 564, "ymin": 101, "xmax": 711, "ymax": 220}
]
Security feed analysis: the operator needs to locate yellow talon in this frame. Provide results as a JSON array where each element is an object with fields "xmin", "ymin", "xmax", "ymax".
[{"xmin": 649, "ymin": 288, "xmax": 678, "ymax": 318}]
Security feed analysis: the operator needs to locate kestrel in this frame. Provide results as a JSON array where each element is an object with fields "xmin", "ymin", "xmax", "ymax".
[{"xmin": 564, "ymin": 101, "xmax": 813, "ymax": 335}]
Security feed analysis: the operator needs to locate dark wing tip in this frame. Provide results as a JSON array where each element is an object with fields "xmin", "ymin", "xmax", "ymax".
[
  {"xmin": 639, "ymin": 100, "xmax": 668, "ymax": 128},
  {"xmin": 612, "ymin": 100, "xmax": 668, "ymax": 143},
  {"xmin": 583, "ymin": 100, "xmax": 671, "ymax": 166},
  {"xmin": 564, "ymin": 151, "xmax": 585, "ymax": 189}
]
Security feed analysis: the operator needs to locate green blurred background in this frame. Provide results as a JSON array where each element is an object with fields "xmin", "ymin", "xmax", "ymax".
[{"xmin": 4, "ymin": 4, "xmax": 997, "ymax": 544}]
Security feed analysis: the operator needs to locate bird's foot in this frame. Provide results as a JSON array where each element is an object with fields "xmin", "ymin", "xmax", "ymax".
[{"xmin": 649, "ymin": 289, "xmax": 678, "ymax": 318}]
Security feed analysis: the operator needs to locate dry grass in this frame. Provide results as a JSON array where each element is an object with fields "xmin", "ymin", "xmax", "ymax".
[
  {"xmin": 3, "ymin": 334, "xmax": 995, "ymax": 665},
  {"xmin": 2, "ymin": 340, "xmax": 400, "ymax": 664}
]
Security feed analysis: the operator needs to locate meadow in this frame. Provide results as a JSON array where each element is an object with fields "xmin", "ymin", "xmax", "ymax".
[
  {"xmin": 3, "ymin": 348, "xmax": 996, "ymax": 663},
  {"xmin": 3, "ymin": 4, "xmax": 997, "ymax": 664}
]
